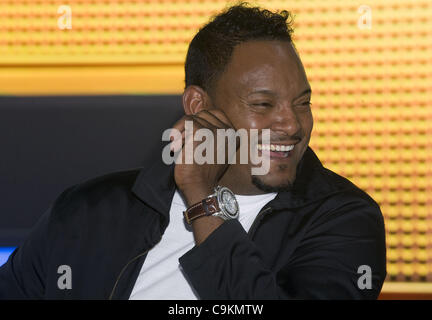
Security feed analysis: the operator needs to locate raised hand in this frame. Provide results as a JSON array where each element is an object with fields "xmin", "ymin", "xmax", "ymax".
[{"xmin": 170, "ymin": 109, "xmax": 237, "ymax": 207}]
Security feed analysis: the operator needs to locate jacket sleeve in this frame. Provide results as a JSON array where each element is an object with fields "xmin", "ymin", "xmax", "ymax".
[
  {"xmin": 0, "ymin": 184, "xmax": 77, "ymax": 300},
  {"xmin": 0, "ymin": 207, "xmax": 53, "ymax": 299},
  {"xmin": 178, "ymin": 197, "xmax": 387, "ymax": 300}
]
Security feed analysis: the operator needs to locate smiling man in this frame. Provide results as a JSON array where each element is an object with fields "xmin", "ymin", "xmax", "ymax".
[{"xmin": 0, "ymin": 3, "xmax": 386, "ymax": 300}]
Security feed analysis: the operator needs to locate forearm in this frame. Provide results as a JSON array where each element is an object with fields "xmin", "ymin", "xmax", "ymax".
[{"xmin": 179, "ymin": 219, "xmax": 286, "ymax": 299}]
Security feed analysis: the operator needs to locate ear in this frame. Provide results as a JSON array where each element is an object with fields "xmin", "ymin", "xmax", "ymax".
[{"xmin": 182, "ymin": 85, "xmax": 211, "ymax": 115}]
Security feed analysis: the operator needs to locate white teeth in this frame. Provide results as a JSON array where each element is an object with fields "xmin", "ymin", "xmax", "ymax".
[{"xmin": 257, "ymin": 144, "xmax": 295, "ymax": 152}]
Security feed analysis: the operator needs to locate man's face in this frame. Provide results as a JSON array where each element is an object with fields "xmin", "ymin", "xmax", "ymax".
[{"xmin": 211, "ymin": 40, "xmax": 313, "ymax": 193}]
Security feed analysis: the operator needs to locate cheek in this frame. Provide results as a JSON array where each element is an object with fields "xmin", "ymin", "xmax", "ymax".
[
  {"xmin": 302, "ymin": 112, "xmax": 314, "ymax": 135},
  {"xmin": 219, "ymin": 100, "xmax": 273, "ymax": 131},
  {"xmin": 224, "ymin": 107, "xmax": 260, "ymax": 129}
]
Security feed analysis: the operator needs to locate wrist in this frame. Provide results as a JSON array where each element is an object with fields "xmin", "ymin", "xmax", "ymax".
[
  {"xmin": 180, "ymin": 184, "xmax": 215, "ymax": 207},
  {"xmin": 183, "ymin": 185, "xmax": 239, "ymax": 227}
]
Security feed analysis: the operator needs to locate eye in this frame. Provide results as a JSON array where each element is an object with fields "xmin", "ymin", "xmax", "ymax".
[
  {"xmin": 250, "ymin": 102, "xmax": 273, "ymax": 107},
  {"xmin": 298, "ymin": 101, "xmax": 312, "ymax": 107}
]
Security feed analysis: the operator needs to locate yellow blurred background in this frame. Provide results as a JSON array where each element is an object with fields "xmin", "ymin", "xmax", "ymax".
[{"xmin": 0, "ymin": 0, "xmax": 431, "ymax": 298}]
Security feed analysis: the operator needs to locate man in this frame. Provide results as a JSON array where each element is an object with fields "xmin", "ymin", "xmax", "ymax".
[{"xmin": 0, "ymin": 4, "xmax": 386, "ymax": 299}]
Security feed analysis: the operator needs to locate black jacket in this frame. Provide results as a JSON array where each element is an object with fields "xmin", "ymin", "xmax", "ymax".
[{"xmin": 0, "ymin": 146, "xmax": 386, "ymax": 299}]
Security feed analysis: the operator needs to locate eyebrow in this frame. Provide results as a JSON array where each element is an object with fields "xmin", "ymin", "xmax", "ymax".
[
  {"xmin": 293, "ymin": 88, "xmax": 312, "ymax": 101},
  {"xmin": 246, "ymin": 89, "xmax": 278, "ymax": 97},
  {"xmin": 246, "ymin": 87, "xmax": 312, "ymax": 101}
]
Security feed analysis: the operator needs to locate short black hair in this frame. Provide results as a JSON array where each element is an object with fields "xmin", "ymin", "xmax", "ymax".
[{"xmin": 184, "ymin": 2, "xmax": 295, "ymax": 95}]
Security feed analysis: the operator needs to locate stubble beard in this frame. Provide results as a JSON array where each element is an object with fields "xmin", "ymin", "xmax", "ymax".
[{"xmin": 251, "ymin": 164, "xmax": 295, "ymax": 193}]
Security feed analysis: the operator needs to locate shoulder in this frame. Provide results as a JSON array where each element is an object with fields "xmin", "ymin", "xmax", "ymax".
[
  {"xmin": 49, "ymin": 168, "xmax": 143, "ymax": 221},
  {"xmin": 318, "ymin": 165, "xmax": 379, "ymax": 208},
  {"xmin": 295, "ymin": 147, "xmax": 380, "ymax": 213},
  {"xmin": 312, "ymin": 166, "xmax": 385, "ymax": 235}
]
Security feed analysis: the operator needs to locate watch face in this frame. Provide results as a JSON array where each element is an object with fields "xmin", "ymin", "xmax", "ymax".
[{"xmin": 219, "ymin": 188, "xmax": 238, "ymax": 218}]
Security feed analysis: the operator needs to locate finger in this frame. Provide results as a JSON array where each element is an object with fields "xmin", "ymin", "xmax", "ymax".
[
  {"xmin": 194, "ymin": 109, "xmax": 228, "ymax": 128},
  {"xmin": 170, "ymin": 129, "xmax": 185, "ymax": 153},
  {"xmin": 171, "ymin": 115, "xmax": 190, "ymax": 134},
  {"xmin": 171, "ymin": 113, "xmax": 213, "ymax": 134},
  {"xmin": 168, "ymin": 118, "xmax": 185, "ymax": 153},
  {"xmin": 170, "ymin": 114, "xmax": 199, "ymax": 151},
  {"xmin": 199, "ymin": 109, "xmax": 234, "ymax": 129},
  {"xmin": 171, "ymin": 116, "xmax": 211, "ymax": 153},
  {"xmin": 191, "ymin": 114, "xmax": 219, "ymax": 130},
  {"xmin": 170, "ymin": 112, "xmax": 229, "ymax": 158}
]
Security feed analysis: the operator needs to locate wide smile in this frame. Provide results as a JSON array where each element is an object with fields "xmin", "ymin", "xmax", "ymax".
[{"xmin": 256, "ymin": 143, "xmax": 295, "ymax": 159}]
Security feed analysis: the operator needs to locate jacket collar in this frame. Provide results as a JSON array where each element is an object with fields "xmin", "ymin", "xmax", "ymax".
[
  {"xmin": 269, "ymin": 146, "xmax": 347, "ymax": 209},
  {"xmin": 131, "ymin": 145, "xmax": 347, "ymax": 225}
]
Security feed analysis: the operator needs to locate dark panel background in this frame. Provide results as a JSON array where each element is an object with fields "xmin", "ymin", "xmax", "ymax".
[{"xmin": 0, "ymin": 95, "xmax": 184, "ymax": 246}]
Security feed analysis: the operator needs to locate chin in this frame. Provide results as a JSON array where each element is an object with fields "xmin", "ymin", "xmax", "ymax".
[{"xmin": 251, "ymin": 175, "xmax": 294, "ymax": 193}]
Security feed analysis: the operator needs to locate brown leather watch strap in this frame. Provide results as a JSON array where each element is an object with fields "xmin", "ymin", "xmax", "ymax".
[{"xmin": 183, "ymin": 196, "xmax": 220, "ymax": 225}]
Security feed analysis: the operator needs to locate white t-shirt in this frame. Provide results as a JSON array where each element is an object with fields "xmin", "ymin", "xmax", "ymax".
[{"xmin": 129, "ymin": 189, "xmax": 277, "ymax": 300}]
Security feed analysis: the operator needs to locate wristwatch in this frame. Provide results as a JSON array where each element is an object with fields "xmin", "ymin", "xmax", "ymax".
[{"xmin": 183, "ymin": 186, "xmax": 239, "ymax": 224}]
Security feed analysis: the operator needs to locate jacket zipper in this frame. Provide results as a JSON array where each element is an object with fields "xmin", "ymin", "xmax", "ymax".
[
  {"xmin": 108, "ymin": 237, "xmax": 162, "ymax": 300},
  {"xmin": 247, "ymin": 206, "xmax": 273, "ymax": 238}
]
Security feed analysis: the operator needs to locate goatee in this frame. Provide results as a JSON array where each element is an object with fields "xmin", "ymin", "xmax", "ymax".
[{"xmin": 251, "ymin": 176, "xmax": 294, "ymax": 193}]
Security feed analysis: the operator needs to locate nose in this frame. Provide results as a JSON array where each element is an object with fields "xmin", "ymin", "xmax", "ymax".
[{"xmin": 270, "ymin": 104, "xmax": 303, "ymax": 138}]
